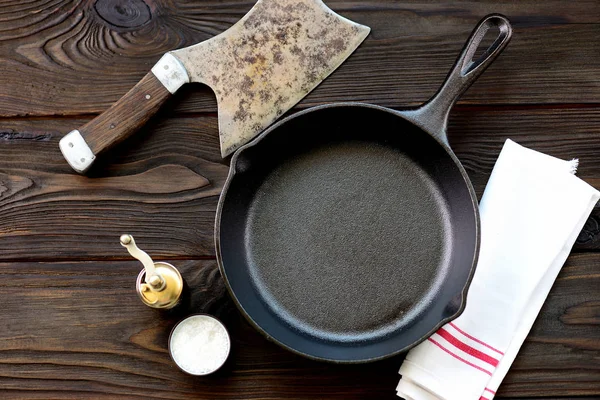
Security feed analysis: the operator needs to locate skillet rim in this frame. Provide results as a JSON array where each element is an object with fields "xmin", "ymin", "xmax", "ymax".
[{"xmin": 214, "ymin": 101, "xmax": 480, "ymax": 363}]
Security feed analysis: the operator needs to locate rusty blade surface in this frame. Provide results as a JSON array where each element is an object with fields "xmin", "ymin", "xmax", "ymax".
[{"xmin": 172, "ymin": 0, "xmax": 370, "ymax": 157}]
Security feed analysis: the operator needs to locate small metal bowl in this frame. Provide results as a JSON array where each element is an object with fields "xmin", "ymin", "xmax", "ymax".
[{"xmin": 168, "ymin": 314, "xmax": 231, "ymax": 376}]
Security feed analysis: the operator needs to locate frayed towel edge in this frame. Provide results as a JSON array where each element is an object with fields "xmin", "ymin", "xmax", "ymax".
[{"xmin": 569, "ymin": 159, "xmax": 579, "ymax": 175}]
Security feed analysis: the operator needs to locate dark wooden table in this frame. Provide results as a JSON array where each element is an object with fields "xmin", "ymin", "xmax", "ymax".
[{"xmin": 1, "ymin": 1, "xmax": 599, "ymax": 399}]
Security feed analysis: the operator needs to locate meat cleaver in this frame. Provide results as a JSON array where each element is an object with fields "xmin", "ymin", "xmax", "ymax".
[{"xmin": 59, "ymin": 0, "xmax": 370, "ymax": 174}]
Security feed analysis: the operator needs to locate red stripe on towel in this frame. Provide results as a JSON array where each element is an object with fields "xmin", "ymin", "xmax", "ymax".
[
  {"xmin": 479, "ymin": 397, "xmax": 490, "ymax": 400},
  {"xmin": 449, "ymin": 322, "xmax": 505, "ymax": 355},
  {"xmin": 437, "ymin": 328, "xmax": 499, "ymax": 367},
  {"xmin": 485, "ymin": 388, "xmax": 496, "ymax": 394},
  {"xmin": 427, "ymin": 338, "xmax": 492, "ymax": 376}
]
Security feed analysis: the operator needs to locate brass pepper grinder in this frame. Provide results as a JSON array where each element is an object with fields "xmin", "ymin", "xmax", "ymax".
[{"xmin": 120, "ymin": 234, "xmax": 184, "ymax": 309}]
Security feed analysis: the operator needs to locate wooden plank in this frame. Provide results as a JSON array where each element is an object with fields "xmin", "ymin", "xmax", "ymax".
[
  {"xmin": 0, "ymin": 253, "xmax": 597, "ymax": 398},
  {"xmin": 0, "ymin": 114, "xmax": 229, "ymax": 260},
  {"xmin": 1, "ymin": 1, "xmax": 600, "ymax": 118},
  {"xmin": 1, "ymin": 106, "xmax": 600, "ymax": 261}
]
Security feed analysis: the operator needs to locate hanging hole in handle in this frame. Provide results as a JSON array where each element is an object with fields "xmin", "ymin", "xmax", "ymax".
[
  {"xmin": 472, "ymin": 25, "xmax": 500, "ymax": 64},
  {"xmin": 461, "ymin": 17, "xmax": 511, "ymax": 76}
]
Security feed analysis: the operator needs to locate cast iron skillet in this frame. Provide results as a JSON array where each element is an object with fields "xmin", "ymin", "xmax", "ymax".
[{"xmin": 216, "ymin": 15, "xmax": 512, "ymax": 363}]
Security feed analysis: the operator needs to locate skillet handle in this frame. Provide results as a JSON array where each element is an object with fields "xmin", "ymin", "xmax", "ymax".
[{"xmin": 403, "ymin": 15, "xmax": 512, "ymax": 144}]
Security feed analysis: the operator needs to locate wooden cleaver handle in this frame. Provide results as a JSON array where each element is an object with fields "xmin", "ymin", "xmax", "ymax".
[
  {"xmin": 59, "ymin": 54, "xmax": 189, "ymax": 174},
  {"xmin": 84, "ymin": 73, "xmax": 170, "ymax": 154}
]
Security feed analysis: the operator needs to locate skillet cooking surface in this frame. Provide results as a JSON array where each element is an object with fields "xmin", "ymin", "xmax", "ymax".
[
  {"xmin": 218, "ymin": 105, "xmax": 477, "ymax": 361},
  {"xmin": 247, "ymin": 140, "xmax": 451, "ymax": 340}
]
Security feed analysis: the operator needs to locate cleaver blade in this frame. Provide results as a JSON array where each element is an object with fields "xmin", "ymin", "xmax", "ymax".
[{"xmin": 59, "ymin": 0, "xmax": 370, "ymax": 173}]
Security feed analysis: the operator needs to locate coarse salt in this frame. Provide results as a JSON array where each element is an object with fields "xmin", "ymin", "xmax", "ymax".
[{"xmin": 169, "ymin": 315, "xmax": 230, "ymax": 375}]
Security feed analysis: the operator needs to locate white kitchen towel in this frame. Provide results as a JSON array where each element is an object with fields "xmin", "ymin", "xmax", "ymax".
[{"xmin": 396, "ymin": 139, "xmax": 600, "ymax": 400}]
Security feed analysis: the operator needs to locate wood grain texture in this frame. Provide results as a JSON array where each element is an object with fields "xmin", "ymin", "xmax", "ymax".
[
  {"xmin": 0, "ymin": 107, "xmax": 599, "ymax": 261},
  {"xmin": 0, "ymin": 1, "xmax": 600, "ymax": 118},
  {"xmin": 80, "ymin": 72, "xmax": 171, "ymax": 155},
  {"xmin": 0, "ymin": 254, "xmax": 597, "ymax": 399},
  {"xmin": 0, "ymin": 114, "xmax": 229, "ymax": 261},
  {"xmin": 1, "ymin": 1, "xmax": 599, "ymax": 398}
]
